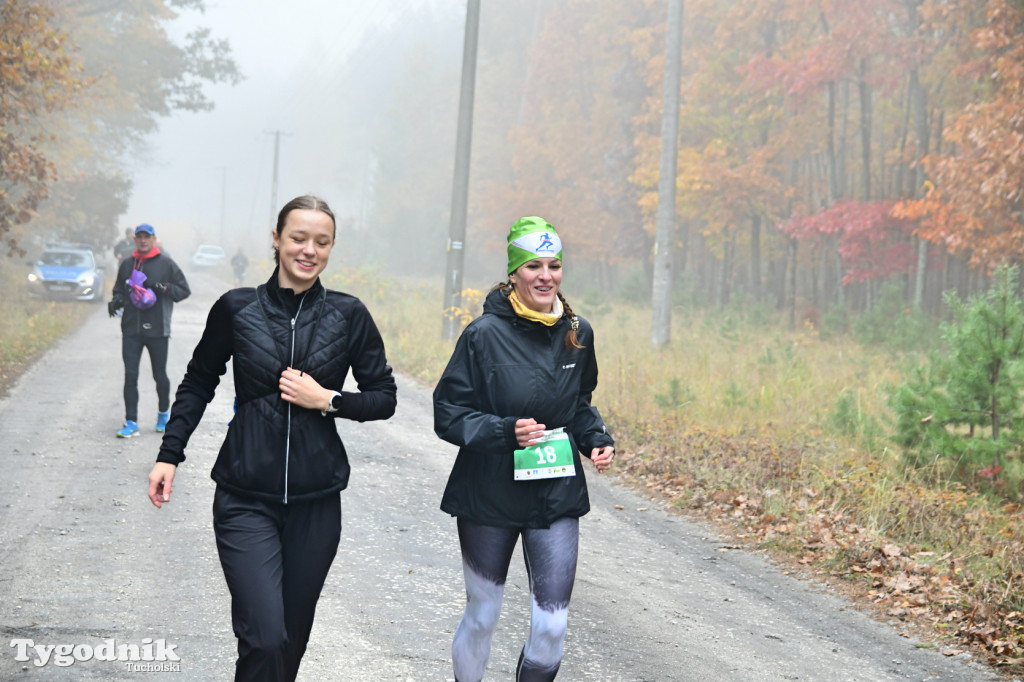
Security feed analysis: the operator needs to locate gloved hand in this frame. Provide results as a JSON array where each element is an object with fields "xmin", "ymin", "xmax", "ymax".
[
  {"xmin": 108, "ymin": 301, "xmax": 120, "ymax": 318},
  {"xmin": 150, "ymin": 282, "xmax": 168, "ymax": 294}
]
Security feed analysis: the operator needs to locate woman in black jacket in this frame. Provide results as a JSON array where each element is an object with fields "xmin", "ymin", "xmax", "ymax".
[
  {"xmin": 147, "ymin": 195, "xmax": 397, "ymax": 682},
  {"xmin": 433, "ymin": 216, "xmax": 614, "ymax": 682}
]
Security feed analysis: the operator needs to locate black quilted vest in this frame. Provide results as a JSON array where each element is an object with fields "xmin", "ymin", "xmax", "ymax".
[{"xmin": 210, "ymin": 283, "xmax": 353, "ymax": 503}]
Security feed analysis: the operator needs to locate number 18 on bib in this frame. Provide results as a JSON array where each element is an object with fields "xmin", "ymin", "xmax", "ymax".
[{"xmin": 513, "ymin": 427, "xmax": 576, "ymax": 480}]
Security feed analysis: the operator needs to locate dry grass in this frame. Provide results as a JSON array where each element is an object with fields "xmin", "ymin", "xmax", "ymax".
[
  {"xmin": 590, "ymin": 304, "xmax": 894, "ymax": 440},
  {"xmin": 334, "ymin": 268, "xmax": 1024, "ymax": 671},
  {"xmin": 322, "ymin": 268, "xmax": 455, "ymax": 384},
  {"xmin": 590, "ymin": 305, "xmax": 1024, "ymax": 670},
  {"xmin": 0, "ymin": 267, "xmax": 94, "ymax": 397}
]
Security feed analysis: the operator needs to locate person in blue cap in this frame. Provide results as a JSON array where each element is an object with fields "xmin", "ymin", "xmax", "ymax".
[{"xmin": 108, "ymin": 223, "xmax": 191, "ymax": 437}]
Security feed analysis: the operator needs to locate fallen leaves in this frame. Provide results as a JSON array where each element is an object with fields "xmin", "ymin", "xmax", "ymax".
[{"xmin": 609, "ymin": 424, "xmax": 1024, "ymax": 672}]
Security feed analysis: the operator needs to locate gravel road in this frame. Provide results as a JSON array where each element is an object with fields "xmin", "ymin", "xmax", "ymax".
[{"xmin": 0, "ymin": 272, "xmax": 1003, "ymax": 681}]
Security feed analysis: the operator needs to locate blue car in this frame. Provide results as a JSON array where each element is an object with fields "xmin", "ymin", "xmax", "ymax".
[{"xmin": 26, "ymin": 244, "xmax": 106, "ymax": 303}]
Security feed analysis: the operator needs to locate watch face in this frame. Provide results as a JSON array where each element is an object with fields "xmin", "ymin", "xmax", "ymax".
[{"xmin": 331, "ymin": 393, "xmax": 343, "ymax": 410}]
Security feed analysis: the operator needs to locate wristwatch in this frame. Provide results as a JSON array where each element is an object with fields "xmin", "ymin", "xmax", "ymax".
[{"xmin": 322, "ymin": 391, "xmax": 343, "ymax": 416}]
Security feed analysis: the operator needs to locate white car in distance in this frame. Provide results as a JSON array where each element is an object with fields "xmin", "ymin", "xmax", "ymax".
[{"xmin": 190, "ymin": 244, "xmax": 227, "ymax": 269}]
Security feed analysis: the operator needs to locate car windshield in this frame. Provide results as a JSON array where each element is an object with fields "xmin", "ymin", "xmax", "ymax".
[{"xmin": 39, "ymin": 251, "xmax": 91, "ymax": 267}]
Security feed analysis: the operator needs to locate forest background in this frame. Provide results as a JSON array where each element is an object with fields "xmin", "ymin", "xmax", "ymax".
[{"xmin": 4, "ymin": 0, "xmax": 1024, "ymax": 673}]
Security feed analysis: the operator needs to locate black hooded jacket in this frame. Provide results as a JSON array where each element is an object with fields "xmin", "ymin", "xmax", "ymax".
[
  {"xmin": 433, "ymin": 288, "xmax": 614, "ymax": 528},
  {"xmin": 111, "ymin": 250, "xmax": 190, "ymax": 338},
  {"xmin": 157, "ymin": 271, "xmax": 397, "ymax": 503}
]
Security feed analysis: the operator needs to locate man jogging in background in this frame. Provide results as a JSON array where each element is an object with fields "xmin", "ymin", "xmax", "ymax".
[
  {"xmin": 108, "ymin": 223, "xmax": 191, "ymax": 438},
  {"xmin": 230, "ymin": 247, "xmax": 248, "ymax": 286},
  {"xmin": 113, "ymin": 227, "xmax": 134, "ymax": 263}
]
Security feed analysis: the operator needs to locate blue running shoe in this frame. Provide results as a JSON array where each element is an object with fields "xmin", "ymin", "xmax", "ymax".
[
  {"xmin": 155, "ymin": 411, "xmax": 170, "ymax": 433},
  {"xmin": 116, "ymin": 420, "xmax": 139, "ymax": 438}
]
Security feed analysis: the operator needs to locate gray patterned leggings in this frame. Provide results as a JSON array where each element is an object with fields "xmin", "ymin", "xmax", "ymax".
[{"xmin": 453, "ymin": 516, "xmax": 579, "ymax": 682}]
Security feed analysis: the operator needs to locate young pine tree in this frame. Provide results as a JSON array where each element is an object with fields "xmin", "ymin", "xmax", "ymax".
[{"xmin": 889, "ymin": 265, "xmax": 1024, "ymax": 479}]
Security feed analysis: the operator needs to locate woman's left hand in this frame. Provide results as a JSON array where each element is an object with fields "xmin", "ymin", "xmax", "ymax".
[
  {"xmin": 279, "ymin": 367, "xmax": 331, "ymax": 411},
  {"xmin": 590, "ymin": 446, "xmax": 614, "ymax": 473}
]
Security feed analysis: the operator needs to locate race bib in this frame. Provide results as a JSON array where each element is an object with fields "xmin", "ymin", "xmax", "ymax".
[{"xmin": 513, "ymin": 428, "xmax": 576, "ymax": 480}]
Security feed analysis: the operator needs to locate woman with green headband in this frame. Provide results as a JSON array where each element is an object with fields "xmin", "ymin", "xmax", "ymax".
[{"xmin": 433, "ymin": 216, "xmax": 615, "ymax": 681}]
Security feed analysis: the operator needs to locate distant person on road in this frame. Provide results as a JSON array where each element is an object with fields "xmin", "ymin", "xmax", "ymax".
[
  {"xmin": 113, "ymin": 227, "xmax": 134, "ymax": 263},
  {"xmin": 108, "ymin": 223, "xmax": 191, "ymax": 438},
  {"xmin": 147, "ymin": 195, "xmax": 397, "ymax": 682},
  {"xmin": 231, "ymin": 247, "xmax": 248, "ymax": 286},
  {"xmin": 432, "ymin": 216, "xmax": 614, "ymax": 681}
]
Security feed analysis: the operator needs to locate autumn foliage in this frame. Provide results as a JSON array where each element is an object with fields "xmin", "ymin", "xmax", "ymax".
[
  {"xmin": 896, "ymin": 0, "xmax": 1024, "ymax": 270},
  {"xmin": 0, "ymin": 1, "xmax": 88, "ymax": 254},
  {"xmin": 435, "ymin": 0, "xmax": 1014, "ymax": 316},
  {"xmin": 782, "ymin": 200, "xmax": 918, "ymax": 284},
  {"xmin": 0, "ymin": 0, "xmax": 240, "ymax": 255}
]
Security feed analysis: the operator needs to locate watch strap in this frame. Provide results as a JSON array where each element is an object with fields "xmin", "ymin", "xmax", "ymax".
[{"xmin": 322, "ymin": 390, "xmax": 342, "ymax": 416}]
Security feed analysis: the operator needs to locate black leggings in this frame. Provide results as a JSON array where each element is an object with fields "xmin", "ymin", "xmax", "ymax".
[
  {"xmin": 213, "ymin": 487, "xmax": 341, "ymax": 682},
  {"xmin": 121, "ymin": 334, "xmax": 170, "ymax": 421},
  {"xmin": 453, "ymin": 517, "xmax": 579, "ymax": 682}
]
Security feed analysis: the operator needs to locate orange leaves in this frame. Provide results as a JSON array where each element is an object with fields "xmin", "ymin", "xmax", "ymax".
[{"xmin": 907, "ymin": 0, "xmax": 1024, "ymax": 270}]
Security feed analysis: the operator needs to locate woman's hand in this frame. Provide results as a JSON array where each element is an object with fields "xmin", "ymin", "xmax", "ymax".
[
  {"xmin": 280, "ymin": 367, "xmax": 332, "ymax": 411},
  {"xmin": 148, "ymin": 462, "xmax": 177, "ymax": 508},
  {"xmin": 514, "ymin": 418, "xmax": 546, "ymax": 447},
  {"xmin": 590, "ymin": 446, "xmax": 614, "ymax": 473}
]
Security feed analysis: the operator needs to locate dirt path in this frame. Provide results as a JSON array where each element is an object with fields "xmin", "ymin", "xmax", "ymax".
[{"xmin": 0, "ymin": 272, "xmax": 1002, "ymax": 680}]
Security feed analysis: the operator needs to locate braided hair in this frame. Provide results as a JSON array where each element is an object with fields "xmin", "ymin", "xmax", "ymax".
[
  {"xmin": 558, "ymin": 291, "xmax": 584, "ymax": 349},
  {"xmin": 494, "ymin": 281, "xmax": 584, "ymax": 349}
]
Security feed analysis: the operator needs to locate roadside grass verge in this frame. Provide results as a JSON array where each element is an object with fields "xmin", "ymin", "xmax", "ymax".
[
  {"xmin": 332, "ymin": 266, "xmax": 1024, "ymax": 671},
  {"xmin": 0, "ymin": 268, "xmax": 95, "ymax": 397},
  {"xmin": 324, "ymin": 268, "xmax": 462, "ymax": 384}
]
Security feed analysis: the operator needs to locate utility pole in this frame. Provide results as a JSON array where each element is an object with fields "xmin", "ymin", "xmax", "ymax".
[
  {"xmin": 266, "ymin": 130, "xmax": 286, "ymax": 226},
  {"xmin": 442, "ymin": 0, "xmax": 481, "ymax": 342},
  {"xmin": 218, "ymin": 167, "xmax": 227, "ymax": 246},
  {"xmin": 650, "ymin": 0, "xmax": 684, "ymax": 348}
]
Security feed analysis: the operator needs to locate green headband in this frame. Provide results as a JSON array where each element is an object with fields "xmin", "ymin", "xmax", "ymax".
[{"xmin": 506, "ymin": 216, "xmax": 562, "ymax": 274}]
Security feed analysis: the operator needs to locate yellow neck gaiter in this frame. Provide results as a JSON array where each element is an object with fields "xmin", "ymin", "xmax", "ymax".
[{"xmin": 509, "ymin": 290, "xmax": 562, "ymax": 326}]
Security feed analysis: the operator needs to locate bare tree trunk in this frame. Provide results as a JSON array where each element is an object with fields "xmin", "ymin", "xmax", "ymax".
[
  {"xmin": 834, "ymin": 246, "xmax": 845, "ymax": 311},
  {"xmin": 895, "ymin": 75, "xmax": 911, "ymax": 197},
  {"xmin": 788, "ymin": 238, "xmax": 798, "ymax": 329},
  {"xmin": 719, "ymin": 232, "xmax": 734, "ymax": 309},
  {"xmin": 859, "ymin": 58, "xmax": 872, "ymax": 201},
  {"xmin": 827, "ymin": 82, "xmax": 839, "ymax": 203},
  {"xmin": 908, "ymin": 0, "xmax": 930, "ymax": 309},
  {"xmin": 811, "ymin": 247, "xmax": 820, "ymax": 313},
  {"xmin": 750, "ymin": 215, "xmax": 761, "ymax": 303},
  {"xmin": 840, "ymin": 80, "xmax": 850, "ymax": 196}
]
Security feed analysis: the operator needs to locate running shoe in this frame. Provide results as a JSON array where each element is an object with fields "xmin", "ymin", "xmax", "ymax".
[
  {"xmin": 155, "ymin": 411, "xmax": 170, "ymax": 433},
  {"xmin": 116, "ymin": 420, "xmax": 139, "ymax": 438}
]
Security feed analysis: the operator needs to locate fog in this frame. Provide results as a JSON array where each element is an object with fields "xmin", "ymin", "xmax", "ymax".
[
  {"xmin": 123, "ymin": 0, "xmax": 471, "ymax": 273},
  {"xmin": 26, "ymin": 0, "xmax": 991, "ymax": 313},
  {"xmin": 19, "ymin": 0, "xmax": 625, "ymax": 287}
]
